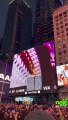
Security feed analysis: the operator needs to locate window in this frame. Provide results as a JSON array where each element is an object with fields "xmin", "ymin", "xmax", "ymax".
[
  {"xmin": 62, "ymin": 39, "xmax": 65, "ymax": 44},
  {"xmin": 67, "ymin": 38, "xmax": 68, "ymax": 42},
  {"xmin": 63, "ymin": 44, "xmax": 66, "ymax": 48},
  {"xmin": 63, "ymin": 11, "xmax": 67, "ymax": 15},
  {"xmin": 56, "ymin": 27, "xmax": 59, "ymax": 30},
  {"xmin": 66, "ymin": 33, "xmax": 68, "ymax": 36},
  {"xmin": 64, "ymin": 15, "xmax": 67, "ymax": 18},
  {"xmin": 63, "ymin": 50, "xmax": 67, "ymax": 54},
  {"xmin": 58, "ymin": 51, "xmax": 62, "ymax": 55},
  {"xmin": 55, "ymin": 15, "xmax": 58, "ymax": 19},
  {"xmin": 61, "ymin": 30, "xmax": 64, "ymax": 33},
  {"xmin": 59, "ymin": 13, "xmax": 62, "ymax": 17},
  {"xmin": 60, "ymin": 17, "xmax": 63, "ymax": 20},
  {"xmin": 60, "ymin": 25, "xmax": 63, "ymax": 29},
  {"xmin": 57, "ymin": 31, "xmax": 60, "ymax": 35},
  {"xmin": 61, "ymin": 34, "xmax": 65, "ymax": 38},
  {"xmin": 60, "ymin": 21, "xmax": 63, "ymax": 24},
  {"xmin": 57, "ymin": 37, "xmax": 60, "ymax": 41},
  {"xmin": 57, "ymin": 40, "xmax": 61, "ymax": 44},
  {"xmin": 65, "ymin": 23, "xmax": 68, "ymax": 26},
  {"xmin": 66, "ymin": 28, "xmax": 68, "ymax": 31},
  {"xmin": 64, "ymin": 55, "xmax": 68, "ymax": 60},
  {"xmin": 65, "ymin": 62, "xmax": 68, "ymax": 64},
  {"xmin": 56, "ymin": 19, "xmax": 59, "ymax": 22},
  {"xmin": 59, "ymin": 57, "xmax": 62, "ymax": 61},
  {"xmin": 58, "ymin": 46, "xmax": 61, "ymax": 49},
  {"xmin": 56, "ymin": 23, "xmax": 59, "ymax": 26},
  {"xmin": 64, "ymin": 19, "xmax": 67, "ymax": 22}
]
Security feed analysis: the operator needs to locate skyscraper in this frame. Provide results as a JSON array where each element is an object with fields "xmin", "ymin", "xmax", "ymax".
[
  {"xmin": 33, "ymin": 0, "xmax": 62, "ymax": 46},
  {"xmin": 1, "ymin": 0, "xmax": 32, "ymax": 61}
]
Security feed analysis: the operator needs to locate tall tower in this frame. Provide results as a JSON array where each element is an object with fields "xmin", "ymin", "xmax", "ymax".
[
  {"xmin": 1, "ymin": 0, "xmax": 32, "ymax": 61},
  {"xmin": 33, "ymin": 0, "xmax": 62, "ymax": 46}
]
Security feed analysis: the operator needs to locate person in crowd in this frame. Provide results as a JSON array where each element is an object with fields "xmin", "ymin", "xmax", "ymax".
[{"xmin": 0, "ymin": 103, "xmax": 68, "ymax": 120}]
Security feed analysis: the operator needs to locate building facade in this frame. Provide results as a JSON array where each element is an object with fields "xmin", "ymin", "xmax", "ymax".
[
  {"xmin": 1, "ymin": 0, "xmax": 32, "ymax": 61},
  {"xmin": 53, "ymin": 3, "xmax": 68, "ymax": 99},
  {"xmin": 53, "ymin": 3, "xmax": 68, "ymax": 66},
  {"xmin": 33, "ymin": 0, "xmax": 62, "ymax": 46}
]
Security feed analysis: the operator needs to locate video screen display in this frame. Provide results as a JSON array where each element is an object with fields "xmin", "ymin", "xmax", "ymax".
[
  {"xmin": 10, "ymin": 41, "xmax": 56, "ymax": 91},
  {"xmin": 0, "ymin": 61, "xmax": 12, "ymax": 97},
  {"xmin": 56, "ymin": 64, "xmax": 68, "ymax": 87},
  {"xmin": 15, "ymin": 97, "xmax": 33, "ymax": 105},
  {"xmin": 0, "ymin": 61, "xmax": 12, "ymax": 81}
]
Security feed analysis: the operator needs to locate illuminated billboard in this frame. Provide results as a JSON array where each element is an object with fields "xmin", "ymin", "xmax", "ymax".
[
  {"xmin": 10, "ymin": 41, "xmax": 56, "ymax": 92},
  {"xmin": 0, "ymin": 61, "xmax": 12, "ymax": 98},
  {"xmin": 56, "ymin": 64, "xmax": 68, "ymax": 87},
  {"xmin": 15, "ymin": 97, "xmax": 33, "ymax": 105}
]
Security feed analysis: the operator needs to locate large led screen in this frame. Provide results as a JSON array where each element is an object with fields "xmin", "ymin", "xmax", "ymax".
[
  {"xmin": 56, "ymin": 64, "xmax": 68, "ymax": 87},
  {"xmin": 0, "ymin": 61, "xmax": 12, "ymax": 97},
  {"xmin": 15, "ymin": 97, "xmax": 33, "ymax": 104},
  {"xmin": 10, "ymin": 41, "xmax": 56, "ymax": 91}
]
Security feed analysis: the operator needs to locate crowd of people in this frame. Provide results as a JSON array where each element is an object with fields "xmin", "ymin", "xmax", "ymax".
[{"xmin": 0, "ymin": 103, "xmax": 68, "ymax": 120}]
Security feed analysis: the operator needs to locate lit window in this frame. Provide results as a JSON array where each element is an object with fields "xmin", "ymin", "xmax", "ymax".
[
  {"xmin": 63, "ymin": 11, "xmax": 67, "ymax": 15},
  {"xmin": 57, "ymin": 37, "xmax": 60, "ymax": 40},
  {"xmin": 58, "ymin": 46, "xmax": 61, "ymax": 49}
]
